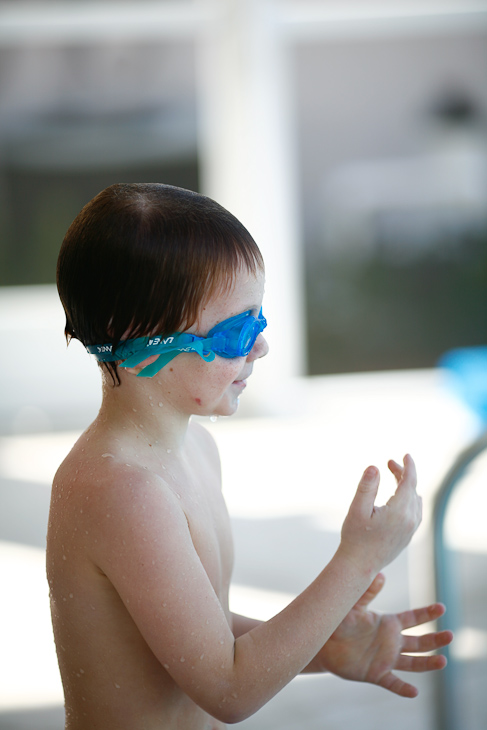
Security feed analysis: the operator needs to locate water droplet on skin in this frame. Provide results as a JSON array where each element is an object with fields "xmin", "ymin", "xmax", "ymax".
[
  {"xmin": 209, "ymin": 415, "xmax": 218, "ymax": 423},
  {"xmin": 114, "ymin": 683, "xmax": 121, "ymax": 689},
  {"xmin": 102, "ymin": 453, "xmax": 114, "ymax": 459},
  {"xmin": 62, "ymin": 555, "xmax": 67, "ymax": 560},
  {"xmin": 69, "ymin": 593, "xmax": 73, "ymax": 599},
  {"xmin": 200, "ymin": 654, "xmax": 204, "ymax": 660},
  {"xmin": 180, "ymin": 657, "xmax": 185, "ymax": 663},
  {"xmin": 158, "ymin": 402, "xmax": 163, "ymax": 407},
  {"xmin": 163, "ymin": 664, "xmax": 169, "ymax": 670}
]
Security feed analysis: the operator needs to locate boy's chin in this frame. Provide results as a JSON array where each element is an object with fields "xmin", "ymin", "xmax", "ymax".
[{"xmin": 205, "ymin": 396, "xmax": 240, "ymax": 419}]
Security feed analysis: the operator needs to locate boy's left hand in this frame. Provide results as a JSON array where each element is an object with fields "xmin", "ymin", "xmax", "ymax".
[{"xmin": 309, "ymin": 573, "xmax": 453, "ymax": 697}]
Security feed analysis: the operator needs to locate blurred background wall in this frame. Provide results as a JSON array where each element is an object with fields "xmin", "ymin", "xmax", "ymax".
[{"xmin": 0, "ymin": 0, "xmax": 486, "ymax": 431}]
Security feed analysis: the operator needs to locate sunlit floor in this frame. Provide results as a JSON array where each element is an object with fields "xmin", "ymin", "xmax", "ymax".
[{"xmin": 1, "ymin": 370, "xmax": 486, "ymax": 729}]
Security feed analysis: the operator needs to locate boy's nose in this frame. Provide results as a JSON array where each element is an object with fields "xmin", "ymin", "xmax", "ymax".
[{"xmin": 247, "ymin": 333, "xmax": 269, "ymax": 362}]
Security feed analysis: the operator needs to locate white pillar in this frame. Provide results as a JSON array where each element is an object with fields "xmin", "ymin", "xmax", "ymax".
[{"xmin": 196, "ymin": 0, "xmax": 305, "ymax": 413}]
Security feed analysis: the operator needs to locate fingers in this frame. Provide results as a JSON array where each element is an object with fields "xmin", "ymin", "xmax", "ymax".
[
  {"xmin": 401, "ymin": 453, "xmax": 417, "ymax": 487},
  {"xmin": 401, "ymin": 630, "xmax": 453, "ymax": 655},
  {"xmin": 378, "ymin": 672, "xmax": 419, "ymax": 698},
  {"xmin": 341, "ymin": 455, "xmax": 420, "ymax": 573},
  {"xmin": 388, "ymin": 454, "xmax": 417, "ymax": 495},
  {"xmin": 355, "ymin": 573, "xmax": 386, "ymax": 608},
  {"xmin": 350, "ymin": 455, "xmax": 417, "ymax": 519},
  {"xmin": 398, "ymin": 602, "xmax": 447, "ymax": 631},
  {"xmin": 388, "ymin": 459, "xmax": 403, "ymax": 481},
  {"xmin": 350, "ymin": 465, "xmax": 381, "ymax": 518},
  {"xmin": 376, "ymin": 648, "xmax": 449, "ymax": 697},
  {"xmin": 387, "ymin": 454, "xmax": 422, "ymax": 531},
  {"xmin": 396, "ymin": 653, "xmax": 447, "ymax": 673},
  {"xmin": 396, "ymin": 602, "xmax": 453, "ymax": 657}
]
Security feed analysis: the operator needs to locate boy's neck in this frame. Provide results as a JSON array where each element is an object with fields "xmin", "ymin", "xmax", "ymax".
[{"xmin": 97, "ymin": 371, "xmax": 191, "ymax": 453}]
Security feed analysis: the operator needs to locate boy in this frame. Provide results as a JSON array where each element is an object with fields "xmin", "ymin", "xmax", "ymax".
[{"xmin": 47, "ymin": 183, "xmax": 452, "ymax": 729}]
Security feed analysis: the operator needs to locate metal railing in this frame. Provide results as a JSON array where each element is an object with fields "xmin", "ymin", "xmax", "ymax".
[{"xmin": 433, "ymin": 428, "xmax": 487, "ymax": 730}]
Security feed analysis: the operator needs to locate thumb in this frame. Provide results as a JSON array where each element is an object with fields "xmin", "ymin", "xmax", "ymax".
[
  {"xmin": 349, "ymin": 466, "xmax": 380, "ymax": 519},
  {"xmin": 355, "ymin": 572, "xmax": 385, "ymax": 608}
]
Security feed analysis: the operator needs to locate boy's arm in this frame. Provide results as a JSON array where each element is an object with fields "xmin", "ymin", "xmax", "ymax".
[
  {"xmin": 89, "ymin": 455, "xmax": 422, "ymax": 724},
  {"xmin": 231, "ymin": 613, "xmax": 262, "ymax": 638},
  {"xmin": 232, "ymin": 579, "xmax": 452, "ymax": 699},
  {"xmin": 230, "ymin": 460, "xmax": 451, "ymax": 701}
]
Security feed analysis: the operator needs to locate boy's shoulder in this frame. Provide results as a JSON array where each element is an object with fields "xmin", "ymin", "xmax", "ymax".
[
  {"xmin": 52, "ymin": 419, "xmax": 221, "ymax": 509},
  {"xmin": 50, "ymin": 429, "xmax": 182, "ymax": 555},
  {"xmin": 52, "ymin": 423, "xmax": 157, "ymax": 505}
]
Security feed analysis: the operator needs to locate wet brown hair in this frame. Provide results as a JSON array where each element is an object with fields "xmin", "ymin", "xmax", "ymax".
[{"xmin": 57, "ymin": 183, "xmax": 263, "ymax": 384}]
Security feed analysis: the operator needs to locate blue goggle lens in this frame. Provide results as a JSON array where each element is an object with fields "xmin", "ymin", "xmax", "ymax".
[{"xmin": 207, "ymin": 308, "xmax": 267, "ymax": 358}]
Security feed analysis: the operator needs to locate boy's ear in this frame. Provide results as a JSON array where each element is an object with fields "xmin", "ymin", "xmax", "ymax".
[{"xmin": 122, "ymin": 354, "xmax": 160, "ymax": 376}]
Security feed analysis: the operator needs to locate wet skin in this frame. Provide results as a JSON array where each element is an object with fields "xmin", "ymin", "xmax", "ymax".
[{"xmin": 47, "ymin": 268, "xmax": 268, "ymax": 729}]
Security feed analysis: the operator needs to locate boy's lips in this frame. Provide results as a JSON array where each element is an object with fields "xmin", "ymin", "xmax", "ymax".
[
  {"xmin": 232, "ymin": 379, "xmax": 247, "ymax": 394},
  {"xmin": 233, "ymin": 370, "xmax": 252, "ymax": 386}
]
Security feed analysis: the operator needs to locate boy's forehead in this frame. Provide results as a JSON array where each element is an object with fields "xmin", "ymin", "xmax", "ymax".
[{"xmin": 194, "ymin": 268, "xmax": 265, "ymax": 329}]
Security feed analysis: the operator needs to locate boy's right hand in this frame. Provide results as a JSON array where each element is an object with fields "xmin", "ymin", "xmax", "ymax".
[{"xmin": 338, "ymin": 454, "xmax": 422, "ymax": 576}]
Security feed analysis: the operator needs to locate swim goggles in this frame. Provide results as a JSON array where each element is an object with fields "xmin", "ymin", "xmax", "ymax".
[{"xmin": 86, "ymin": 308, "xmax": 267, "ymax": 378}]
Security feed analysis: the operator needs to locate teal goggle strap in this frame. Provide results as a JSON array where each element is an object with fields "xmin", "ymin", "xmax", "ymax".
[{"xmin": 85, "ymin": 333, "xmax": 215, "ymax": 378}]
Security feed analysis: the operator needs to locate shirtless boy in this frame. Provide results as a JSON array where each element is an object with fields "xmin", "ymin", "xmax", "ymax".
[{"xmin": 47, "ymin": 183, "xmax": 452, "ymax": 729}]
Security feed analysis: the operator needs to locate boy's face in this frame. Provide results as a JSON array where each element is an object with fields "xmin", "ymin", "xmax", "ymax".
[{"xmin": 161, "ymin": 266, "xmax": 268, "ymax": 417}]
